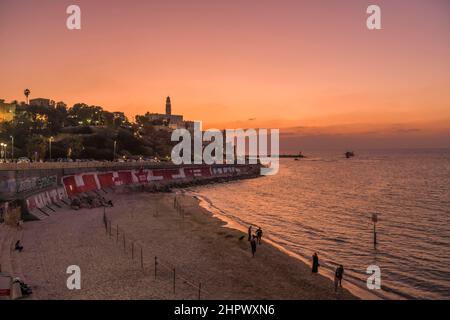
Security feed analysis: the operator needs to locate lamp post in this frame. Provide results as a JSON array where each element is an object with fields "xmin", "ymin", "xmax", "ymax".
[
  {"xmin": 0, "ymin": 143, "xmax": 4, "ymax": 162},
  {"xmin": 49, "ymin": 136, "xmax": 54, "ymax": 161},
  {"xmin": 113, "ymin": 140, "xmax": 117, "ymax": 161},
  {"xmin": 10, "ymin": 135, "xmax": 14, "ymax": 161}
]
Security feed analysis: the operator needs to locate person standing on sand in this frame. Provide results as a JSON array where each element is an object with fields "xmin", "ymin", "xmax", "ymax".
[
  {"xmin": 15, "ymin": 240, "xmax": 23, "ymax": 252},
  {"xmin": 256, "ymin": 227, "xmax": 263, "ymax": 244},
  {"xmin": 250, "ymin": 235, "xmax": 257, "ymax": 257},
  {"xmin": 334, "ymin": 265, "xmax": 344, "ymax": 292},
  {"xmin": 311, "ymin": 252, "xmax": 320, "ymax": 273},
  {"xmin": 248, "ymin": 226, "xmax": 252, "ymax": 241}
]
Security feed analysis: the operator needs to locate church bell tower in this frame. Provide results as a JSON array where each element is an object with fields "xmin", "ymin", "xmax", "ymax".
[{"xmin": 166, "ymin": 96, "xmax": 172, "ymax": 115}]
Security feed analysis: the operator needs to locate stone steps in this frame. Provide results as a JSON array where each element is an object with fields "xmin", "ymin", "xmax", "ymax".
[{"xmin": 29, "ymin": 208, "xmax": 50, "ymax": 221}]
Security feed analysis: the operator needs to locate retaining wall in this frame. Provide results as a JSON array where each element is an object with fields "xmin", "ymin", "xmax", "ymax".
[{"xmin": 0, "ymin": 163, "xmax": 261, "ymax": 220}]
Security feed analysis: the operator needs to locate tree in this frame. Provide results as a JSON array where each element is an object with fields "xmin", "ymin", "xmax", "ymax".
[
  {"xmin": 26, "ymin": 135, "xmax": 47, "ymax": 161},
  {"xmin": 24, "ymin": 89, "xmax": 31, "ymax": 104}
]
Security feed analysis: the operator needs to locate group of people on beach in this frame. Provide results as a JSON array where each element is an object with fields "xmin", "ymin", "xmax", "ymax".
[
  {"xmin": 246, "ymin": 226, "xmax": 346, "ymax": 292},
  {"xmin": 311, "ymin": 252, "xmax": 345, "ymax": 293},
  {"xmin": 248, "ymin": 226, "xmax": 263, "ymax": 257}
]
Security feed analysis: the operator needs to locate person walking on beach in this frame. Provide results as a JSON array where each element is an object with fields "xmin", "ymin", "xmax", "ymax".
[
  {"xmin": 256, "ymin": 227, "xmax": 263, "ymax": 245},
  {"xmin": 250, "ymin": 235, "xmax": 257, "ymax": 257},
  {"xmin": 311, "ymin": 252, "xmax": 320, "ymax": 274},
  {"xmin": 334, "ymin": 265, "xmax": 344, "ymax": 292},
  {"xmin": 248, "ymin": 226, "xmax": 252, "ymax": 241}
]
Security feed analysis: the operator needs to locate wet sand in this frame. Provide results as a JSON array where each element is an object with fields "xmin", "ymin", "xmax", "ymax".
[{"xmin": 14, "ymin": 190, "xmax": 357, "ymax": 299}]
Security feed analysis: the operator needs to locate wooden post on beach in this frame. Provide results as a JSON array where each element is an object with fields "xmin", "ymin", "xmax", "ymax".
[
  {"xmin": 131, "ymin": 242, "xmax": 134, "ymax": 259},
  {"xmin": 173, "ymin": 268, "xmax": 176, "ymax": 294},
  {"xmin": 116, "ymin": 225, "xmax": 119, "ymax": 243},
  {"xmin": 198, "ymin": 283, "xmax": 201, "ymax": 300},
  {"xmin": 373, "ymin": 224, "xmax": 377, "ymax": 248},
  {"xmin": 123, "ymin": 233, "xmax": 126, "ymax": 252},
  {"xmin": 154, "ymin": 256, "xmax": 158, "ymax": 279},
  {"xmin": 140, "ymin": 247, "xmax": 144, "ymax": 270}
]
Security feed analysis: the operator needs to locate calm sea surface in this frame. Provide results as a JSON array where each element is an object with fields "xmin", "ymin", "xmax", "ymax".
[{"xmin": 190, "ymin": 150, "xmax": 450, "ymax": 299}]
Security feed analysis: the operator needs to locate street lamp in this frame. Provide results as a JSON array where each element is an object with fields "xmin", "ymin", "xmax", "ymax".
[
  {"xmin": 49, "ymin": 136, "xmax": 54, "ymax": 161},
  {"xmin": 10, "ymin": 135, "xmax": 14, "ymax": 161},
  {"xmin": 113, "ymin": 140, "xmax": 117, "ymax": 161}
]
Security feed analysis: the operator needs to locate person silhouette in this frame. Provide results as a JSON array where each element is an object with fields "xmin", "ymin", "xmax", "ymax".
[
  {"xmin": 334, "ymin": 265, "xmax": 344, "ymax": 292},
  {"xmin": 256, "ymin": 227, "xmax": 263, "ymax": 244},
  {"xmin": 15, "ymin": 240, "xmax": 24, "ymax": 252},
  {"xmin": 311, "ymin": 252, "xmax": 320, "ymax": 273},
  {"xmin": 250, "ymin": 236, "xmax": 257, "ymax": 257}
]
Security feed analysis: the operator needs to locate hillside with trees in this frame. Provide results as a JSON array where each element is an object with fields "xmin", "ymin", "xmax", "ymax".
[{"xmin": 0, "ymin": 102, "xmax": 174, "ymax": 161}]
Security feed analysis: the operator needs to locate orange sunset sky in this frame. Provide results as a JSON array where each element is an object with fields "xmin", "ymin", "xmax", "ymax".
[{"xmin": 1, "ymin": 0, "xmax": 449, "ymax": 150}]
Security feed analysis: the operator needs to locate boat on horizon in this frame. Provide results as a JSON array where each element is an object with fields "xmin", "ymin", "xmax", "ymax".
[{"xmin": 345, "ymin": 151, "xmax": 355, "ymax": 159}]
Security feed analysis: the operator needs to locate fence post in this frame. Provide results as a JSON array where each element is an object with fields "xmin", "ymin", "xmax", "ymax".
[
  {"xmin": 103, "ymin": 208, "xmax": 107, "ymax": 233},
  {"xmin": 140, "ymin": 247, "xmax": 144, "ymax": 270},
  {"xmin": 173, "ymin": 268, "xmax": 176, "ymax": 294},
  {"xmin": 198, "ymin": 283, "xmax": 201, "ymax": 300},
  {"xmin": 116, "ymin": 225, "xmax": 119, "ymax": 243},
  {"xmin": 132, "ymin": 242, "xmax": 134, "ymax": 260},
  {"xmin": 154, "ymin": 256, "xmax": 158, "ymax": 280},
  {"xmin": 123, "ymin": 234, "xmax": 126, "ymax": 252}
]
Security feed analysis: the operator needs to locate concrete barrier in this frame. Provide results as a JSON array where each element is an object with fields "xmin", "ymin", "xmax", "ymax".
[{"xmin": 1, "ymin": 163, "xmax": 261, "ymax": 220}]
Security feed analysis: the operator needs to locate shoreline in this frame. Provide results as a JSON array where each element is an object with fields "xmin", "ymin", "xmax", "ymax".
[
  {"xmin": 186, "ymin": 190, "xmax": 402, "ymax": 300},
  {"xmin": 8, "ymin": 189, "xmax": 358, "ymax": 300}
]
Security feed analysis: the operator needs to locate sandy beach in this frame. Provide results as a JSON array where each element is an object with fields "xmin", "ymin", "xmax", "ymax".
[{"xmin": 7, "ymin": 189, "xmax": 357, "ymax": 300}]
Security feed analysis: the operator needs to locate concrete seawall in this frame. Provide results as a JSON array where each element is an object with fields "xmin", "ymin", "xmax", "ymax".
[{"xmin": 0, "ymin": 162, "xmax": 261, "ymax": 223}]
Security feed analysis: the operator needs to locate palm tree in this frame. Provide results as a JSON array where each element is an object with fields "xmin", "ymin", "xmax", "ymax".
[{"xmin": 24, "ymin": 88, "xmax": 31, "ymax": 104}]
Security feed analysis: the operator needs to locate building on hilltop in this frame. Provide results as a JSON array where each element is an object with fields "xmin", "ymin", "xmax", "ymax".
[
  {"xmin": 145, "ymin": 96, "xmax": 194, "ymax": 132},
  {"xmin": 29, "ymin": 98, "xmax": 55, "ymax": 108}
]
